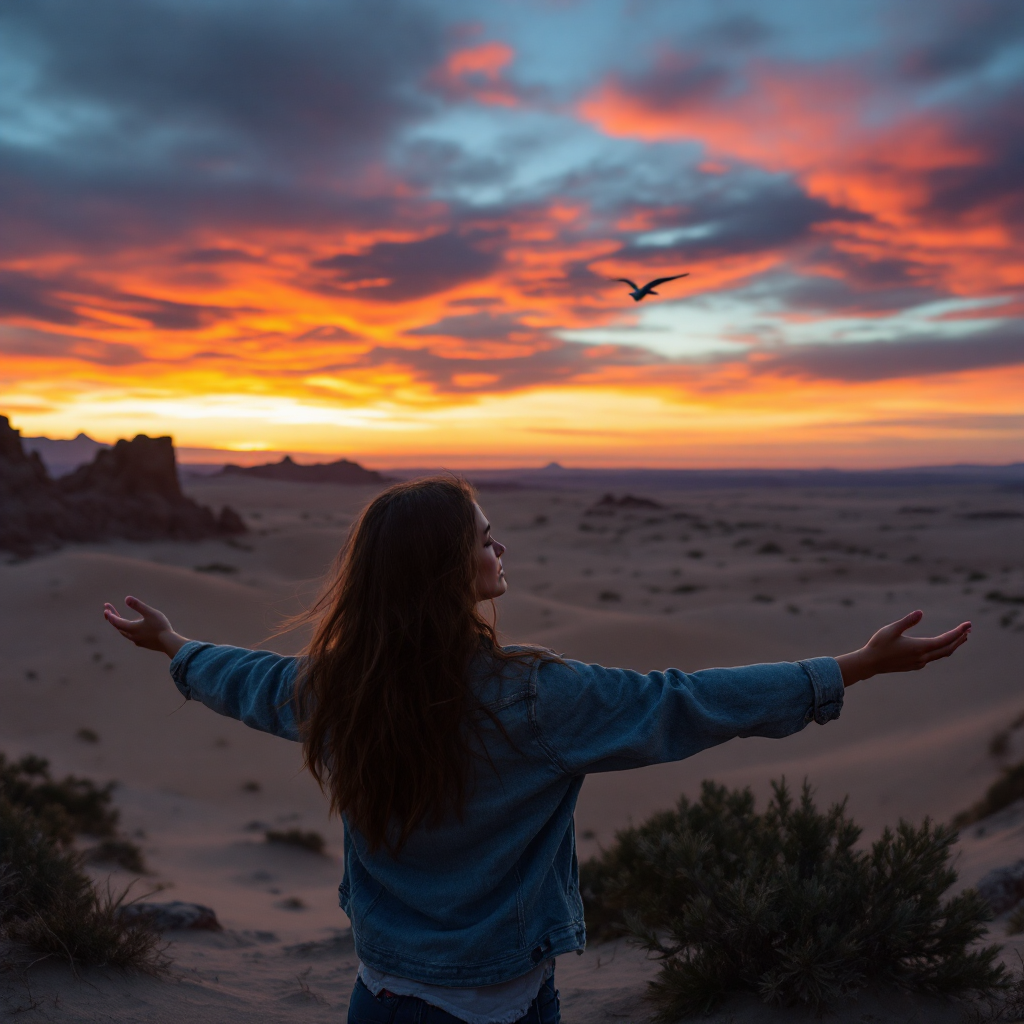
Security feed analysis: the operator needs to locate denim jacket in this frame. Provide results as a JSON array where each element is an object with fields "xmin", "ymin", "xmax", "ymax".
[{"xmin": 169, "ymin": 641, "xmax": 843, "ymax": 986}]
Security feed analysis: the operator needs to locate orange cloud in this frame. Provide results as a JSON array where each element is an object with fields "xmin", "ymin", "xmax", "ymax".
[
  {"xmin": 578, "ymin": 57, "xmax": 1022, "ymax": 304},
  {"xmin": 430, "ymin": 41, "xmax": 520, "ymax": 107}
]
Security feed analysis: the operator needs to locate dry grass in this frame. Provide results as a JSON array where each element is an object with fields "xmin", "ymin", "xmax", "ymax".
[{"xmin": 1, "ymin": 754, "xmax": 164, "ymax": 975}]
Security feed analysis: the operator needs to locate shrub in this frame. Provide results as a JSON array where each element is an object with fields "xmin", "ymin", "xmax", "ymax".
[
  {"xmin": 1008, "ymin": 903, "xmax": 1024, "ymax": 936},
  {"xmin": 265, "ymin": 829, "xmax": 326, "ymax": 855},
  {"xmin": 580, "ymin": 779, "xmax": 1004, "ymax": 1018},
  {"xmin": 0, "ymin": 753, "xmax": 119, "ymax": 840},
  {"xmin": 0, "ymin": 752, "xmax": 146, "ymax": 876},
  {"xmin": 0, "ymin": 797, "xmax": 164, "ymax": 972},
  {"xmin": 954, "ymin": 762, "xmax": 1024, "ymax": 827},
  {"xmin": 85, "ymin": 839, "xmax": 147, "ymax": 874},
  {"xmin": 194, "ymin": 562, "xmax": 238, "ymax": 574}
]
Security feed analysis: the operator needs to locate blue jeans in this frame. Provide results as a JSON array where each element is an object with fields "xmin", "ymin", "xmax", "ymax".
[{"xmin": 347, "ymin": 973, "xmax": 560, "ymax": 1024}]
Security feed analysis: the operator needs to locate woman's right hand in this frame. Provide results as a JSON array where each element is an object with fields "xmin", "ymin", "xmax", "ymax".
[{"xmin": 104, "ymin": 596, "xmax": 189, "ymax": 658}]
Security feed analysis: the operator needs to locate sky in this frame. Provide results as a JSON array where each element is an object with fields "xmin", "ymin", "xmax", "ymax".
[{"xmin": 1, "ymin": 0, "xmax": 1021, "ymax": 468}]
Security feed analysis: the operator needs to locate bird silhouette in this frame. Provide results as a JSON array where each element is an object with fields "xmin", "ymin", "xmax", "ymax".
[{"xmin": 614, "ymin": 273, "xmax": 689, "ymax": 302}]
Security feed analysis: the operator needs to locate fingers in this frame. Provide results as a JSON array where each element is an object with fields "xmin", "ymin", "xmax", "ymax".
[
  {"xmin": 104, "ymin": 601, "xmax": 140, "ymax": 629},
  {"xmin": 918, "ymin": 631, "xmax": 970, "ymax": 666},
  {"xmin": 125, "ymin": 595, "xmax": 159, "ymax": 619},
  {"xmin": 889, "ymin": 609, "xmax": 924, "ymax": 637},
  {"xmin": 914, "ymin": 621, "xmax": 972, "ymax": 652}
]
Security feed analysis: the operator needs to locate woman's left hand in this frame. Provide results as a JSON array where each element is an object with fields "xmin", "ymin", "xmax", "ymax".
[{"xmin": 104, "ymin": 596, "xmax": 190, "ymax": 658}]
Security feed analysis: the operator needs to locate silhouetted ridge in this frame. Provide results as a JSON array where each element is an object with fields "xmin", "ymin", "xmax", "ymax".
[
  {"xmin": 0, "ymin": 416, "xmax": 245, "ymax": 557},
  {"xmin": 220, "ymin": 454, "xmax": 388, "ymax": 484},
  {"xmin": 22, "ymin": 431, "xmax": 109, "ymax": 476}
]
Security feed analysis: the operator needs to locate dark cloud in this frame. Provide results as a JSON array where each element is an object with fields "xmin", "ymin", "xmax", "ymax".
[
  {"xmin": 754, "ymin": 326, "xmax": 1024, "ymax": 382},
  {"xmin": 0, "ymin": 325, "xmax": 144, "ymax": 366},
  {"xmin": 0, "ymin": 0, "xmax": 445, "ymax": 259},
  {"xmin": 407, "ymin": 311, "xmax": 529, "ymax": 340},
  {"xmin": 448, "ymin": 296, "xmax": 504, "ymax": 308},
  {"xmin": 314, "ymin": 230, "xmax": 503, "ymax": 302},
  {"xmin": 615, "ymin": 52, "xmax": 731, "ymax": 113},
  {"xmin": 114, "ymin": 293, "xmax": 238, "ymax": 331},
  {"xmin": 0, "ymin": 270, "xmax": 83, "ymax": 326},
  {"xmin": 900, "ymin": 4, "xmax": 1024, "ymax": 80},
  {"xmin": 920, "ymin": 93, "xmax": 1024, "ymax": 226},
  {"xmin": 0, "ymin": 143, "xmax": 417, "ymax": 260},
  {"xmin": 398, "ymin": 138, "xmax": 510, "ymax": 191},
  {"xmin": 309, "ymin": 336, "xmax": 656, "ymax": 395},
  {"xmin": 763, "ymin": 270, "xmax": 940, "ymax": 317},
  {"xmin": 0, "ymin": 269, "xmax": 238, "ymax": 331},
  {"xmin": 2, "ymin": 0, "xmax": 442, "ymax": 160},
  {"xmin": 177, "ymin": 248, "xmax": 264, "ymax": 265},
  {"xmin": 613, "ymin": 177, "xmax": 854, "ymax": 262},
  {"xmin": 702, "ymin": 14, "xmax": 773, "ymax": 47}
]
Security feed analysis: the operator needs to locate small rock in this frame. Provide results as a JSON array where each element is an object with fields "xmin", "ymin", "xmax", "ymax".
[
  {"xmin": 593, "ymin": 493, "xmax": 664, "ymax": 510},
  {"xmin": 976, "ymin": 860, "xmax": 1024, "ymax": 915},
  {"xmin": 119, "ymin": 900, "xmax": 222, "ymax": 932}
]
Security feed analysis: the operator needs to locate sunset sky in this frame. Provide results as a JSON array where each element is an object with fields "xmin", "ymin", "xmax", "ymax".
[{"xmin": 1, "ymin": 0, "xmax": 1021, "ymax": 467}]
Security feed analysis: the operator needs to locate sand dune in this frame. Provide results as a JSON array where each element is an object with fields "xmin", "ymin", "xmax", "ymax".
[{"xmin": 1, "ymin": 475, "xmax": 1022, "ymax": 1021}]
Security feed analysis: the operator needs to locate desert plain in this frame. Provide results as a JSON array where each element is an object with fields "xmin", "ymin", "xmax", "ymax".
[{"xmin": 1, "ymin": 469, "xmax": 1022, "ymax": 1022}]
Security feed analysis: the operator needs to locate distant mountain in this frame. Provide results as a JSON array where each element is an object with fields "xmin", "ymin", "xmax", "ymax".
[
  {"xmin": 219, "ymin": 454, "xmax": 389, "ymax": 485},
  {"xmin": 23, "ymin": 432, "xmax": 110, "ymax": 477},
  {"xmin": 456, "ymin": 463, "xmax": 1024, "ymax": 491}
]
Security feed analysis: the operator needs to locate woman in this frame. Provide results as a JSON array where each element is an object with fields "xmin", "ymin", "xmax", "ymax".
[{"xmin": 104, "ymin": 477, "xmax": 970, "ymax": 1024}]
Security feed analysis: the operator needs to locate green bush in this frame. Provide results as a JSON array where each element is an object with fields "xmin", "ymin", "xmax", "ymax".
[
  {"xmin": 85, "ymin": 839, "xmax": 147, "ymax": 874},
  {"xmin": 954, "ymin": 761, "xmax": 1024, "ymax": 827},
  {"xmin": 0, "ymin": 797, "xmax": 163, "ymax": 972},
  {"xmin": 580, "ymin": 779, "xmax": 1005, "ymax": 1018},
  {"xmin": 265, "ymin": 828, "xmax": 326, "ymax": 855},
  {"xmin": 0, "ymin": 753, "xmax": 145, "ymax": 876},
  {"xmin": 0, "ymin": 753, "xmax": 119, "ymax": 840}
]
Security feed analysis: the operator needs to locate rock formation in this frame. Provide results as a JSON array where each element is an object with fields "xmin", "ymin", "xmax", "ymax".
[
  {"xmin": 220, "ymin": 454, "xmax": 388, "ymax": 485},
  {"xmin": 0, "ymin": 416, "xmax": 246, "ymax": 557}
]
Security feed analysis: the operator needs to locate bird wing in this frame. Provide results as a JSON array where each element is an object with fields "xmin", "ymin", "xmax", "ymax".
[
  {"xmin": 614, "ymin": 278, "xmax": 639, "ymax": 290},
  {"xmin": 644, "ymin": 273, "xmax": 690, "ymax": 289}
]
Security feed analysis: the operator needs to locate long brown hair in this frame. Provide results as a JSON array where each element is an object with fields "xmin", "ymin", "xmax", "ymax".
[{"xmin": 297, "ymin": 476, "xmax": 517, "ymax": 854}]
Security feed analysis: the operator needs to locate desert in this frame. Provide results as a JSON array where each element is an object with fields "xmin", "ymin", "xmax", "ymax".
[
  {"xmin": 6, "ymin": 1, "xmax": 1024, "ymax": 1019},
  {"xmin": 2, "ymin": 449, "xmax": 1022, "ymax": 1022}
]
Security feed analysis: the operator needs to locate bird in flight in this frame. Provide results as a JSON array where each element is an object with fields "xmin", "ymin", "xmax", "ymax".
[{"xmin": 614, "ymin": 273, "xmax": 689, "ymax": 302}]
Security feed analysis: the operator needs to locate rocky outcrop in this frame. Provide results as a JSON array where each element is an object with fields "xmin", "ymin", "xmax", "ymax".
[
  {"xmin": 0, "ymin": 416, "xmax": 246, "ymax": 557},
  {"xmin": 118, "ymin": 900, "xmax": 221, "ymax": 932},
  {"xmin": 220, "ymin": 454, "xmax": 388, "ymax": 485},
  {"xmin": 976, "ymin": 860, "xmax": 1024, "ymax": 915}
]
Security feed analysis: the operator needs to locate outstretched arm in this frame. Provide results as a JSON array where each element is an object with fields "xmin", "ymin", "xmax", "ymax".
[
  {"xmin": 535, "ymin": 610, "xmax": 971, "ymax": 775},
  {"xmin": 835, "ymin": 609, "xmax": 970, "ymax": 686},
  {"xmin": 104, "ymin": 596, "xmax": 301, "ymax": 741}
]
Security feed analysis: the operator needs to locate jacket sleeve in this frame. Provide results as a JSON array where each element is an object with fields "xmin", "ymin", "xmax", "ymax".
[
  {"xmin": 169, "ymin": 641, "xmax": 303, "ymax": 742},
  {"xmin": 531, "ymin": 656, "xmax": 843, "ymax": 776}
]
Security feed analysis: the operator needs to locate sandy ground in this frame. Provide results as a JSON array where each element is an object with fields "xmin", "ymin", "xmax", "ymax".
[{"xmin": 1, "ymin": 475, "xmax": 1022, "ymax": 1022}]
